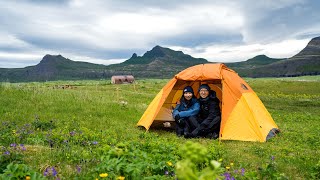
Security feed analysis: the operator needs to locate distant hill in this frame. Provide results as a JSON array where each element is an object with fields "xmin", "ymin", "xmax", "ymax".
[
  {"xmin": 238, "ymin": 37, "xmax": 320, "ymax": 77},
  {"xmin": 0, "ymin": 46, "xmax": 208, "ymax": 82},
  {"xmin": 226, "ymin": 55, "xmax": 284, "ymax": 69},
  {"xmin": 0, "ymin": 55, "xmax": 109, "ymax": 82},
  {"xmin": 106, "ymin": 45, "xmax": 208, "ymax": 78},
  {"xmin": 0, "ymin": 37, "xmax": 319, "ymax": 82}
]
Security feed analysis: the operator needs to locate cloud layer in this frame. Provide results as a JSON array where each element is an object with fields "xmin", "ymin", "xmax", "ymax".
[{"xmin": 0, "ymin": 0, "xmax": 319, "ymax": 68}]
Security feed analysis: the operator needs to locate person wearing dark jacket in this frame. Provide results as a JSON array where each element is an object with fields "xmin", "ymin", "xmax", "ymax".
[
  {"xmin": 172, "ymin": 86, "xmax": 200, "ymax": 136},
  {"xmin": 185, "ymin": 84, "xmax": 221, "ymax": 139}
]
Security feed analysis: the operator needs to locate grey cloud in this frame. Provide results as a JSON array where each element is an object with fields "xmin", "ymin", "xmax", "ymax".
[
  {"xmin": 0, "ymin": 0, "xmax": 319, "ymax": 68},
  {"xmin": 239, "ymin": 0, "xmax": 320, "ymax": 42},
  {"xmin": 160, "ymin": 33, "xmax": 244, "ymax": 49}
]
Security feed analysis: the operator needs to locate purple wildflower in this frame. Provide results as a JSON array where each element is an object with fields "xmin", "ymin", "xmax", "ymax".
[
  {"xmin": 52, "ymin": 167, "xmax": 58, "ymax": 176},
  {"xmin": 4, "ymin": 151, "xmax": 10, "ymax": 155},
  {"xmin": 20, "ymin": 144, "xmax": 26, "ymax": 151},
  {"xmin": 92, "ymin": 141, "xmax": 98, "ymax": 145},
  {"xmin": 69, "ymin": 131, "xmax": 76, "ymax": 136},
  {"xmin": 43, "ymin": 168, "xmax": 49, "ymax": 176},
  {"xmin": 164, "ymin": 171, "xmax": 169, "ymax": 175},
  {"xmin": 223, "ymin": 172, "xmax": 236, "ymax": 180},
  {"xmin": 76, "ymin": 165, "xmax": 81, "ymax": 173},
  {"xmin": 10, "ymin": 143, "xmax": 17, "ymax": 148},
  {"xmin": 223, "ymin": 172, "xmax": 231, "ymax": 179},
  {"xmin": 271, "ymin": 156, "xmax": 275, "ymax": 161},
  {"xmin": 241, "ymin": 168, "xmax": 245, "ymax": 175},
  {"xmin": 234, "ymin": 169, "xmax": 238, "ymax": 174}
]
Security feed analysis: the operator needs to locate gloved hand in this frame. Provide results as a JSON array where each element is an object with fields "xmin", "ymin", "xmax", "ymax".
[{"xmin": 174, "ymin": 114, "xmax": 181, "ymax": 121}]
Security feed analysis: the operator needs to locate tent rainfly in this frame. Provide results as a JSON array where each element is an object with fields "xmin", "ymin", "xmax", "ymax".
[{"xmin": 136, "ymin": 63, "xmax": 280, "ymax": 142}]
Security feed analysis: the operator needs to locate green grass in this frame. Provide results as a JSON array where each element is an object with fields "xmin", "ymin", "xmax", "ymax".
[{"xmin": 0, "ymin": 76, "xmax": 319, "ymax": 179}]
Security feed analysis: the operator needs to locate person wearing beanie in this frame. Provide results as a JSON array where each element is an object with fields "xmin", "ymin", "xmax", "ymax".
[
  {"xmin": 198, "ymin": 84, "xmax": 210, "ymax": 92},
  {"xmin": 184, "ymin": 84, "xmax": 221, "ymax": 139},
  {"xmin": 172, "ymin": 86, "xmax": 200, "ymax": 136}
]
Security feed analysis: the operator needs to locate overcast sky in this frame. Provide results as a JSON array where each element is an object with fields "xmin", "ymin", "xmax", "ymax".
[{"xmin": 1, "ymin": 0, "xmax": 320, "ymax": 68}]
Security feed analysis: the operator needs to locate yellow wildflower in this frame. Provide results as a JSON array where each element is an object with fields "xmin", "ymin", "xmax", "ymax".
[
  {"xmin": 99, "ymin": 173, "xmax": 108, "ymax": 178},
  {"xmin": 226, "ymin": 166, "xmax": 230, "ymax": 170},
  {"xmin": 230, "ymin": 162, "xmax": 234, "ymax": 166},
  {"xmin": 117, "ymin": 176, "xmax": 125, "ymax": 180},
  {"xmin": 167, "ymin": 161, "xmax": 173, "ymax": 166},
  {"xmin": 218, "ymin": 158, "xmax": 223, "ymax": 162},
  {"xmin": 26, "ymin": 176, "xmax": 30, "ymax": 180}
]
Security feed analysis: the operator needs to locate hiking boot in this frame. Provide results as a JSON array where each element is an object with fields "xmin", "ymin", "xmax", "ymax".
[
  {"xmin": 206, "ymin": 132, "xmax": 219, "ymax": 139},
  {"xmin": 184, "ymin": 132, "xmax": 195, "ymax": 139}
]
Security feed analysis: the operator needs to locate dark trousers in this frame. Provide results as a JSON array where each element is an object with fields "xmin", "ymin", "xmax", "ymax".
[
  {"xmin": 186, "ymin": 116, "xmax": 221, "ymax": 137},
  {"xmin": 175, "ymin": 118, "xmax": 187, "ymax": 136}
]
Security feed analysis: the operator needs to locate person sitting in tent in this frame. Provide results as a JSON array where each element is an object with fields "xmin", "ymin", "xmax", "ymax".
[
  {"xmin": 185, "ymin": 84, "xmax": 221, "ymax": 139},
  {"xmin": 172, "ymin": 86, "xmax": 200, "ymax": 136}
]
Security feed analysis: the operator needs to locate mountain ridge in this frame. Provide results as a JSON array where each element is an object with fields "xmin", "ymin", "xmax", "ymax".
[
  {"xmin": 0, "ymin": 37, "xmax": 320, "ymax": 82},
  {"xmin": 238, "ymin": 36, "xmax": 320, "ymax": 77}
]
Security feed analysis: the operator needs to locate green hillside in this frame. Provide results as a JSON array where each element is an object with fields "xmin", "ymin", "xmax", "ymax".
[{"xmin": 226, "ymin": 55, "xmax": 284, "ymax": 69}]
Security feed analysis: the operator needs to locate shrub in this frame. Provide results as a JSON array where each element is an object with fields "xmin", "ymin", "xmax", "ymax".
[{"xmin": 0, "ymin": 163, "xmax": 46, "ymax": 180}]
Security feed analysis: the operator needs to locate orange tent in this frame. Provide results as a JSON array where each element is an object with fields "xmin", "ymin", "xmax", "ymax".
[{"xmin": 137, "ymin": 63, "xmax": 279, "ymax": 142}]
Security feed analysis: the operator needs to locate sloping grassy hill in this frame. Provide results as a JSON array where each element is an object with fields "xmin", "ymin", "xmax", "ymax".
[{"xmin": 226, "ymin": 55, "xmax": 284, "ymax": 69}]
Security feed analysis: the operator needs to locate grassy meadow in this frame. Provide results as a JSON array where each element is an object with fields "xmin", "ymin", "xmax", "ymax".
[{"xmin": 0, "ymin": 76, "xmax": 319, "ymax": 179}]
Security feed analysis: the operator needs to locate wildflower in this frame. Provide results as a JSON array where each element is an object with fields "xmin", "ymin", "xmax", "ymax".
[
  {"xmin": 10, "ymin": 143, "xmax": 17, "ymax": 148},
  {"xmin": 26, "ymin": 176, "xmax": 30, "ymax": 180},
  {"xmin": 70, "ymin": 131, "xmax": 76, "ymax": 136},
  {"xmin": 20, "ymin": 144, "xmax": 26, "ymax": 151},
  {"xmin": 226, "ymin": 166, "xmax": 230, "ymax": 170},
  {"xmin": 99, "ymin": 173, "xmax": 108, "ymax": 178},
  {"xmin": 43, "ymin": 168, "xmax": 49, "ymax": 176},
  {"xmin": 52, "ymin": 167, "xmax": 58, "ymax": 176},
  {"xmin": 117, "ymin": 176, "xmax": 125, "ymax": 180},
  {"xmin": 223, "ymin": 172, "xmax": 231, "ymax": 178},
  {"xmin": 218, "ymin": 158, "xmax": 223, "ymax": 162},
  {"xmin": 164, "ymin": 171, "xmax": 169, "ymax": 175},
  {"xmin": 4, "ymin": 151, "xmax": 10, "ymax": 155},
  {"xmin": 230, "ymin": 162, "xmax": 234, "ymax": 166},
  {"xmin": 241, "ymin": 168, "xmax": 245, "ymax": 175},
  {"xmin": 167, "ymin": 161, "xmax": 173, "ymax": 166},
  {"xmin": 76, "ymin": 165, "xmax": 81, "ymax": 173},
  {"xmin": 271, "ymin": 156, "xmax": 275, "ymax": 161},
  {"xmin": 92, "ymin": 141, "xmax": 98, "ymax": 145}
]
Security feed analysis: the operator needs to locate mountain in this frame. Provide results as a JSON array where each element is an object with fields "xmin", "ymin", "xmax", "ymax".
[
  {"xmin": 0, "ymin": 37, "xmax": 319, "ymax": 82},
  {"xmin": 226, "ymin": 55, "xmax": 284, "ymax": 69},
  {"xmin": 105, "ymin": 45, "xmax": 208, "ymax": 78},
  {"xmin": 0, "ymin": 55, "xmax": 109, "ymax": 82},
  {"xmin": 239, "ymin": 37, "xmax": 320, "ymax": 77},
  {"xmin": 0, "ymin": 46, "xmax": 208, "ymax": 82},
  {"xmin": 122, "ymin": 45, "xmax": 207, "ymax": 66}
]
